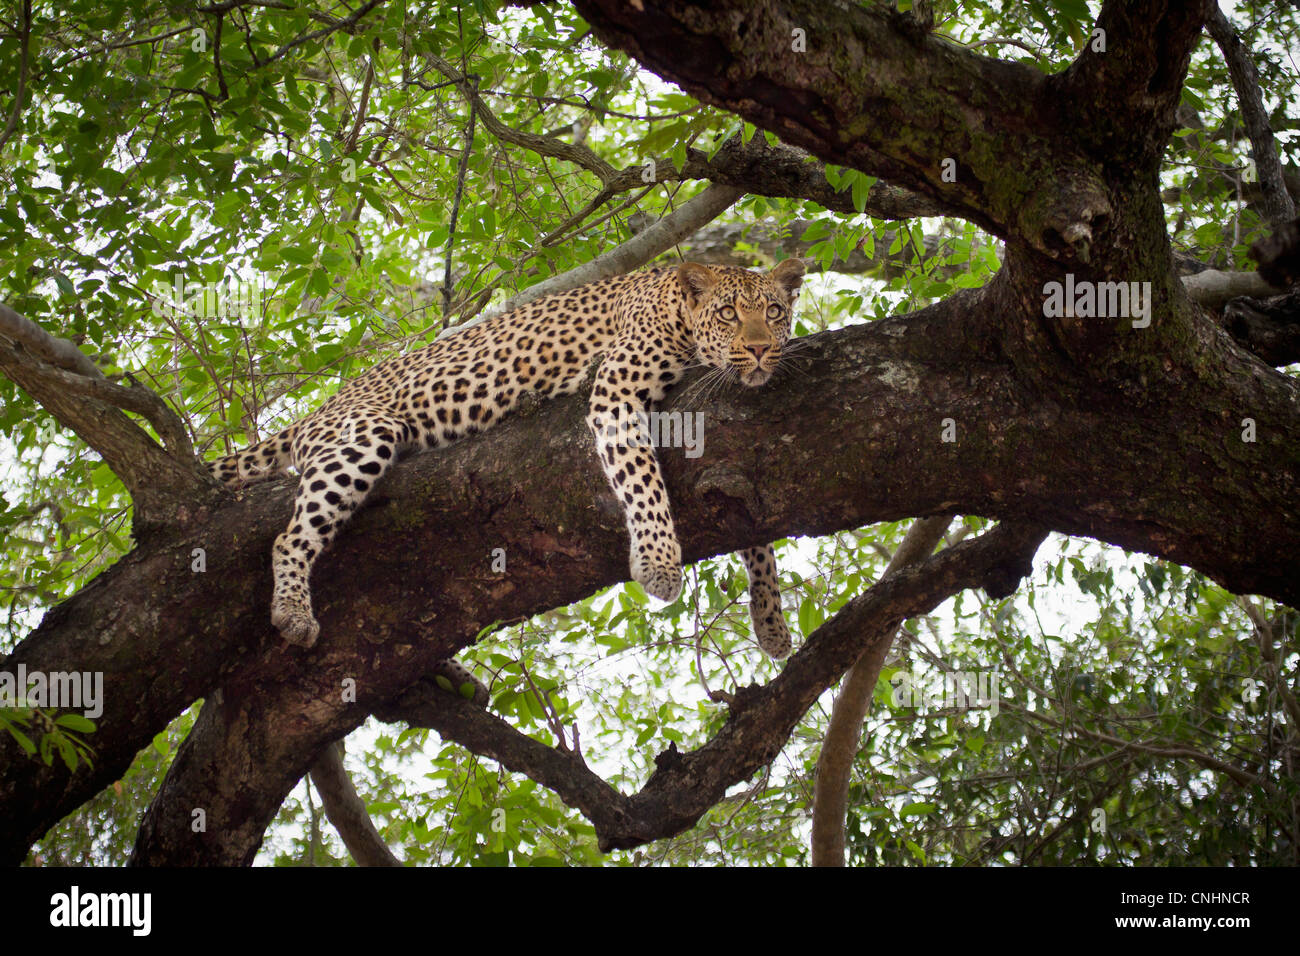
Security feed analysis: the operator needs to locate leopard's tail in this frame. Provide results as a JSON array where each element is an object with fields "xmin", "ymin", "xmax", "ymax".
[{"xmin": 207, "ymin": 423, "xmax": 300, "ymax": 487}]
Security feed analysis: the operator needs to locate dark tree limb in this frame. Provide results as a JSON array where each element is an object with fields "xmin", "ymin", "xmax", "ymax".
[
  {"xmin": 101, "ymin": 271, "xmax": 1300, "ymax": 865},
  {"xmin": 1222, "ymin": 292, "xmax": 1300, "ymax": 367},
  {"xmin": 0, "ymin": 302, "xmax": 213, "ymax": 530},
  {"xmin": 334, "ymin": 523, "xmax": 1046, "ymax": 854},
  {"xmin": 568, "ymin": 0, "xmax": 1156, "ymax": 257},
  {"xmin": 567, "ymin": 0, "xmax": 1213, "ymax": 383},
  {"xmin": 1205, "ymin": 5, "xmax": 1297, "ymax": 226}
]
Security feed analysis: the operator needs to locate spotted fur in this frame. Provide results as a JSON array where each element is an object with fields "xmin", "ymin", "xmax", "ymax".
[{"xmin": 208, "ymin": 259, "xmax": 805, "ymax": 659}]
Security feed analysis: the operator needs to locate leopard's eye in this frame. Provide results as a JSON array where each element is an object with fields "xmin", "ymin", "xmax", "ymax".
[
  {"xmin": 766, "ymin": 304, "xmax": 784, "ymax": 320},
  {"xmin": 719, "ymin": 305, "xmax": 738, "ymax": 321}
]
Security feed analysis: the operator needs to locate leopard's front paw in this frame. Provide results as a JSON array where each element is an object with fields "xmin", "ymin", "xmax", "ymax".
[
  {"xmin": 754, "ymin": 613, "xmax": 792, "ymax": 660},
  {"xmin": 631, "ymin": 549, "xmax": 683, "ymax": 602},
  {"xmin": 272, "ymin": 603, "xmax": 320, "ymax": 648}
]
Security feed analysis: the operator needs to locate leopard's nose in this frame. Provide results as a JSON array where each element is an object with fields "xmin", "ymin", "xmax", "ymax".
[{"xmin": 746, "ymin": 344, "xmax": 768, "ymax": 361}]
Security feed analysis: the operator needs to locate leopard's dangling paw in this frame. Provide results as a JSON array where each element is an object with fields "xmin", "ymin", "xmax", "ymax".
[
  {"xmin": 272, "ymin": 603, "xmax": 320, "ymax": 648},
  {"xmin": 631, "ymin": 549, "xmax": 683, "ymax": 603},
  {"xmin": 753, "ymin": 611, "xmax": 792, "ymax": 660}
]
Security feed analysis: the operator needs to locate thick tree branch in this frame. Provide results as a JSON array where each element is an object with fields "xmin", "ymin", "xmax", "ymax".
[
  {"xmin": 567, "ymin": 0, "xmax": 1216, "ymax": 382},
  {"xmin": 1182, "ymin": 268, "xmax": 1287, "ymax": 310},
  {"xmin": 30, "ymin": 276, "xmax": 1288, "ymax": 866},
  {"xmin": 569, "ymin": 0, "xmax": 1123, "ymax": 258},
  {"xmin": 1063, "ymin": 0, "xmax": 1210, "ymax": 165},
  {"xmin": 0, "ymin": 303, "xmax": 212, "ymax": 527}
]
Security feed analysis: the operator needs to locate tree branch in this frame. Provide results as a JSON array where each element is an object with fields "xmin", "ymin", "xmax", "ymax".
[
  {"xmin": 1205, "ymin": 4, "xmax": 1297, "ymax": 226},
  {"xmin": 42, "ymin": 280, "xmax": 1291, "ymax": 866},
  {"xmin": 811, "ymin": 515, "xmax": 952, "ymax": 867},
  {"xmin": 422, "ymin": 52, "xmax": 949, "ymax": 223},
  {"xmin": 569, "ymin": 0, "xmax": 1123, "ymax": 257},
  {"xmin": 308, "ymin": 741, "xmax": 402, "ymax": 867},
  {"xmin": 0, "ymin": 0, "xmax": 32, "ymax": 153},
  {"xmin": 0, "ymin": 302, "xmax": 212, "ymax": 527},
  {"xmin": 1221, "ymin": 291, "xmax": 1300, "ymax": 367},
  {"xmin": 489, "ymin": 184, "xmax": 744, "ymax": 315},
  {"xmin": 1181, "ymin": 268, "xmax": 1287, "ymax": 310},
  {"xmin": 372, "ymin": 520, "xmax": 1045, "ymax": 853}
]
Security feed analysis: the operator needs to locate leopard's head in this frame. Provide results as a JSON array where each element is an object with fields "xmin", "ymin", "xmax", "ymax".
[{"xmin": 677, "ymin": 260, "xmax": 806, "ymax": 387}]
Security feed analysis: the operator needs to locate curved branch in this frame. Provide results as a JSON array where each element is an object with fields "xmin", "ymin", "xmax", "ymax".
[
  {"xmin": 0, "ymin": 302, "xmax": 212, "ymax": 526},
  {"xmin": 309, "ymin": 741, "xmax": 402, "ymax": 867},
  {"xmin": 372, "ymin": 521, "xmax": 1045, "ymax": 853},
  {"xmin": 1205, "ymin": 5, "xmax": 1297, "ymax": 226},
  {"xmin": 810, "ymin": 515, "xmax": 951, "ymax": 867}
]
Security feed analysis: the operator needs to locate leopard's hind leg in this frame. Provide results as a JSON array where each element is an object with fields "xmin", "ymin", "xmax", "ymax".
[
  {"xmin": 208, "ymin": 425, "xmax": 299, "ymax": 487},
  {"xmin": 271, "ymin": 411, "xmax": 411, "ymax": 646}
]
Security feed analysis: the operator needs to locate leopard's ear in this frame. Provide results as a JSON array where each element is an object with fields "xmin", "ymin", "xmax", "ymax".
[
  {"xmin": 769, "ymin": 258, "xmax": 806, "ymax": 299},
  {"xmin": 677, "ymin": 262, "xmax": 718, "ymax": 310}
]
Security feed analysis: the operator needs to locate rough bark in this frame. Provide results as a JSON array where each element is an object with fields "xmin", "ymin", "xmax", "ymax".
[
  {"xmin": 0, "ymin": 303, "xmax": 214, "ymax": 531},
  {"xmin": 1222, "ymin": 292, "xmax": 1300, "ymax": 367}
]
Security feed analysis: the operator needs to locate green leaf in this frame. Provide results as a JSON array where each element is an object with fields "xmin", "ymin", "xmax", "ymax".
[
  {"xmin": 5, "ymin": 723, "xmax": 36, "ymax": 755},
  {"xmin": 54, "ymin": 714, "xmax": 96, "ymax": 733},
  {"xmin": 850, "ymin": 173, "xmax": 877, "ymax": 214},
  {"xmin": 798, "ymin": 598, "xmax": 823, "ymax": 635}
]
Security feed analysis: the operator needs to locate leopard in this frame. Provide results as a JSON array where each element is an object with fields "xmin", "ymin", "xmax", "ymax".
[{"xmin": 207, "ymin": 258, "xmax": 806, "ymax": 663}]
